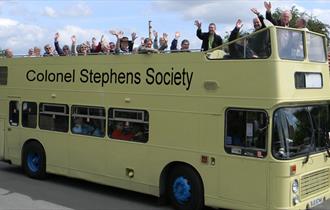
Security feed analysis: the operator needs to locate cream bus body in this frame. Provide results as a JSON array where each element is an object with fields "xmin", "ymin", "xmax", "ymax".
[{"xmin": 0, "ymin": 26, "xmax": 329, "ymax": 210}]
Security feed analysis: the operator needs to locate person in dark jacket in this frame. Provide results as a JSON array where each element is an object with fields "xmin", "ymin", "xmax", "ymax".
[
  {"xmin": 54, "ymin": 32, "xmax": 71, "ymax": 56},
  {"xmin": 170, "ymin": 32, "xmax": 190, "ymax": 52},
  {"xmin": 264, "ymin": 1, "xmax": 291, "ymax": 27},
  {"xmin": 228, "ymin": 19, "xmax": 257, "ymax": 59},
  {"xmin": 195, "ymin": 20, "xmax": 223, "ymax": 51}
]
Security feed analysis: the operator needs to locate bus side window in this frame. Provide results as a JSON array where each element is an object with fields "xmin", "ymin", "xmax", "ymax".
[
  {"xmin": 9, "ymin": 100, "xmax": 19, "ymax": 126},
  {"xmin": 71, "ymin": 106, "xmax": 106, "ymax": 138},
  {"xmin": 108, "ymin": 108, "xmax": 149, "ymax": 143},
  {"xmin": 225, "ymin": 109, "xmax": 268, "ymax": 158},
  {"xmin": 39, "ymin": 103, "xmax": 69, "ymax": 132},
  {"xmin": 22, "ymin": 102, "xmax": 37, "ymax": 128}
]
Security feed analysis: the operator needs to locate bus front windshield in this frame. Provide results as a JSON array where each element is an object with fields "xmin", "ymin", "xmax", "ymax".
[{"xmin": 272, "ymin": 105, "xmax": 329, "ymax": 160}]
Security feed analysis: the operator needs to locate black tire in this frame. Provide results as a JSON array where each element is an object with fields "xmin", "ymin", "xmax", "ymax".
[
  {"xmin": 22, "ymin": 142, "xmax": 46, "ymax": 179},
  {"xmin": 167, "ymin": 165, "xmax": 204, "ymax": 210}
]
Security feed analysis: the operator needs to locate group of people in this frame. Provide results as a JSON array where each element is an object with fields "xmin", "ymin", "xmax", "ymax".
[{"xmin": 1, "ymin": 1, "xmax": 328, "ymax": 59}]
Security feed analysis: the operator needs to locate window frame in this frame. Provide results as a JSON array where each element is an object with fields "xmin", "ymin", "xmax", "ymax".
[
  {"xmin": 39, "ymin": 103, "xmax": 69, "ymax": 133},
  {"xmin": 71, "ymin": 105, "xmax": 106, "ymax": 138},
  {"xmin": 9, "ymin": 100, "xmax": 19, "ymax": 126},
  {"xmin": 224, "ymin": 108, "xmax": 268, "ymax": 158},
  {"xmin": 108, "ymin": 108, "xmax": 149, "ymax": 143},
  {"xmin": 22, "ymin": 101, "xmax": 37, "ymax": 128}
]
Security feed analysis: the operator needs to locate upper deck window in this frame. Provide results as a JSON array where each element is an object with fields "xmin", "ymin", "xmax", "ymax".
[
  {"xmin": 307, "ymin": 32, "xmax": 326, "ymax": 62},
  {"xmin": 277, "ymin": 28, "xmax": 304, "ymax": 60}
]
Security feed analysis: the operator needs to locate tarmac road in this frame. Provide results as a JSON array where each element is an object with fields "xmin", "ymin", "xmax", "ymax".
[{"xmin": 0, "ymin": 161, "xmax": 329, "ymax": 210}]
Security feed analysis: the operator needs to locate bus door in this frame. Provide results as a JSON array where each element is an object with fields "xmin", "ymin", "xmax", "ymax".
[
  {"xmin": 7, "ymin": 99, "xmax": 21, "ymax": 161},
  {"xmin": 0, "ymin": 118, "xmax": 5, "ymax": 159},
  {"xmin": 220, "ymin": 109, "xmax": 268, "ymax": 208}
]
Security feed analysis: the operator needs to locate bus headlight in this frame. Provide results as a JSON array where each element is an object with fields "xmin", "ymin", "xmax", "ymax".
[{"xmin": 292, "ymin": 179, "xmax": 299, "ymax": 193}]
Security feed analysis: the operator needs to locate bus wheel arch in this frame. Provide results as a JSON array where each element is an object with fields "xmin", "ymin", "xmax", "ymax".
[
  {"xmin": 159, "ymin": 162, "xmax": 204, "ymax": 210},
  {"xmin": 21, "ymin": 139, "xmax": 46, "ymax": 179}
]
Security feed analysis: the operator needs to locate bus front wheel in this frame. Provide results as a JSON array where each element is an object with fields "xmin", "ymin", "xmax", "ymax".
[
  {"xmin": 167, "ymin": 165, "xmax": 204, "ymax": 210},
  {"xmin": 22, "ymin": 142, "xmax": 46, "ymax": 179}
]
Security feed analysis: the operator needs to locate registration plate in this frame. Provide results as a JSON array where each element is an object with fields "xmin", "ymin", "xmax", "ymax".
[{"xmin": 309, "ymin": 197, "xmax": 324, "ymax": 208}]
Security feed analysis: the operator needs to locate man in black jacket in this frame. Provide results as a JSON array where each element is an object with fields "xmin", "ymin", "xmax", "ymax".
[{"xmin": 195, "ymin": 20, "xmax": 223, "ymax": 51}]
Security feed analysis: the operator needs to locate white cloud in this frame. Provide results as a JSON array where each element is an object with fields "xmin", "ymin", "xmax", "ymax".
[
  {"xmin": 56, "ymin": 25, "xmax": 103, "ymax": 45},
  {"xmin": 0, "ymin": 15, "xmax": 111, "ymax": 55},
  {"xmin": 42, "ymin": 6, "xmax": 57, "ymax": 18},
  {"xmin": 0, "ymin": 18, "xmax": 18, "ymax": 27},
  {"xmin": 41, "ymin": 3, "xmax": 92, "ymax": 18},
  {"xmin": 67, "ymin": 2, "xmax": 92, "ymax": 17},
  {"xmin": 0, "ymin": 19, "xmax": 46, "ymax": 54}
]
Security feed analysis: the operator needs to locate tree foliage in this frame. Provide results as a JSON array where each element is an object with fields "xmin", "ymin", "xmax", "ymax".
[{"xmin": 273, "ymin": 6, "xmax": 330, "ymax": 42}]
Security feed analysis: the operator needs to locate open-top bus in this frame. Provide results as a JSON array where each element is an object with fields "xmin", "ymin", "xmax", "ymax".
[{"xmin": 0, "ymin": 25, "xmax": 329, "ymax": 210}]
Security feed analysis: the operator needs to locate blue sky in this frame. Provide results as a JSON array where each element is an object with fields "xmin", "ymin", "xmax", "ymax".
[{"xmin": 0, "ymin": 0, "xmax": 330, "ymax": 54}]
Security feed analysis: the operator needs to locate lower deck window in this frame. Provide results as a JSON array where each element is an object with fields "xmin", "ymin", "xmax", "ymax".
[
  {"xmin": 9, "ymin": 100, "xmax": 19, "ymax": 126},
  {"xmin": 39, "ymin": 103, "xmax": 69, "ymax": 132},
  {"xmin": 108, "ymin": 108, "xmax": 149, "ymax": 142},
  {"xmin": 225, "ymin": 109, "xmax": 268, "ymax": 158},
  {"xmin": 71, "ymin": 105, "xmax": 105, "ymax": 137},
  {"xmin": 22, "ymin": 102, "xmax": 37, "ymax": 128}
]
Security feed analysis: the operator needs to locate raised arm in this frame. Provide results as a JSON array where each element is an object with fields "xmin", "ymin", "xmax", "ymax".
[
  {"xmin": 195, "ymin": 20, "xmax": 204, "ymax": 40},
  {"xmin": 71, "ymin": 35, "xmax": 77, "ymax": 56},
  {"xmin": 229, "ymin": 19, "xmax": 243, "ymax": 42},
  {"xmin": 153, "ymin": 30, "xmax": 159, "ymax": 49},
  {"xmin": 170, "ymin": 32, "xmax": 180, "ymax": 51},
  {"xmin": 264, "ymin": 1, "xmax": 276, "ymax": 25},
  {"xmin": 54, "ymin": 32, "xmax": 64, "ymax": 55}
]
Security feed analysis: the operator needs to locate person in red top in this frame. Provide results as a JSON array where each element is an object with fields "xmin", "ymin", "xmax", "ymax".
[{"xmin": 111, "ymin": 122, "xmax": 134, "ymax": 140}]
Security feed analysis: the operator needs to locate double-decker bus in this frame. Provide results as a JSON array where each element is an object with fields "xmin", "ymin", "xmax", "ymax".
[{"xmin": 0, "ymin": 26, "xmax": 329, "ymax": 210}]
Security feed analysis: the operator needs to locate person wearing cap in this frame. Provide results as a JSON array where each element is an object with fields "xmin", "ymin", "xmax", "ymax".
[{"xmin": 195, "ymin": 20, "xmax": 223, "ymax": 51}]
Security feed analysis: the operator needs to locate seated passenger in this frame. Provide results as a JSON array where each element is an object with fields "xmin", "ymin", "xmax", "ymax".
[
  {"xmin": 43, "ymin": 44, "xmax": 54, "ymax": 56},
  {"xmin": 111, "ymin": 121, "xmax": 134, "ymax": 140},
  {"xmin": 170, "ymin": 32, "xmax": 190, "ymax": 52},
  {"xmin": 72, "ymin": 118, "xmax": 94, "ymax": 135}
]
